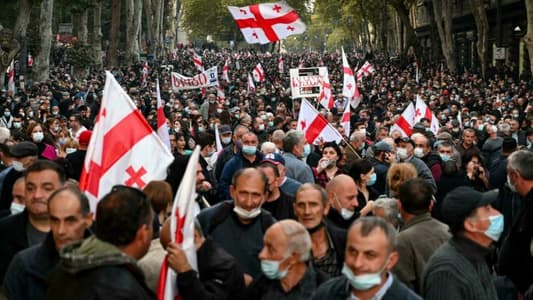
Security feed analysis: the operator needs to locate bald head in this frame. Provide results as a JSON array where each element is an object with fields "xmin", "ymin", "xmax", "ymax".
[{"xmin": 326, "ymin": 174, "xmax": 356, "ymax": 194}]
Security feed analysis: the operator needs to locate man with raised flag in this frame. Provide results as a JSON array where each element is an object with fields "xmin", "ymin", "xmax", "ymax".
[
  {"xmin": 252, "ymin": 63, "xmax": 265, "ymax": 82},
  {"xmin": 156, "ymin": 79, "xmax": 171, "ymax": 151},
  {"xmin": 79, "ymin": 71, "xmax": 174, "ymax": 212},
  {"xmin": 227, "ymin": 1, "xmax": 306, "ymax": 44},
  {"xmin": 341, "ymin": 48, "xmax": 361, "ymax": 109}
]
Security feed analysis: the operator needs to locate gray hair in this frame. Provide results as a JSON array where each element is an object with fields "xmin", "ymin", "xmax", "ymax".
[
  {"xmin": 296, "ymin": 183, "xmax": 328, "ymax": 206},
  {"xmin": 350, "ymin": 131, "xmax": 365, "ymax": 142},
  {"xmin": 278, "ymin": 220, "xmax": 312, "ymax": 262},
  {"xmin": 508, "ymin": 150, "xmax": 533, "ymax": 180},
  {"xmin": 373, "ymin": 197, "xmax": 401, "ymax": 228},
  {"xmin": 283, "ymin": 130, "xmax": 305, "ymax": 153},
  {"xmin": 271, "ymin": 129, "xmax": 286, "ymax": 144},
  {"xmin": 499, "ymin": 123, "xmax": 511, "ymax": 135},
  {"xmin": 350, "ymin": 216, "xmax": 398, "ymax": 252},
  {"xmin": 261, "ymin": 141, "xmax": 278, "ymax": 154}
]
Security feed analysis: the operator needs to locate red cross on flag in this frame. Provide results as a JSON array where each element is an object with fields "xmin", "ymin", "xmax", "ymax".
[
  {"xmin": 247, "ymin": 73, "xmax": 256, "ymax": 93},
  {"xmin": 317, "ymin": 74, "xmax": 334, "ymax": 110},
  {"xmin": 7, "ymin": 60, "xmax": 15, "ymax": 94},
  {"xmin": 190, "ymin": 49, "xmax": 204, "ymax": 72},
  {"xmin": 341, "ymin": 100, "xmax": 351, "ymax": 137},
  {"xmin": 252, "ymin": 63, "xmax": 265, "ymax": 82},
  {"xmin": 216, "ymin": 84, "xmax": 225, "ymax": 102},
  {"xmin": 80, "ymin": 71, "xmax": 174, "ymax": 212},
  {"xmin": 297, "ymin": 98, "xmax": 343, "ymax": 145},
  {"xmin": 222, "ymin": 58, "xmax": 231, "ymax": 82},
  {"xmin": 415, "ymin": 95, "xmax": 440, "ymax": 134},
  {"xmin": 141, "ymin": 62, "xmax": 149, "ymax": 87},
  {"xmin": 356, "ymin": 61, "xmax": 375, "ymax": 81},
  {"xmin": 227, "ymin": 1, "xmax": 307, "ymax": 44},
  {"xmin": 391, "ymin": 102, "xmax": 416, "ymax": 137},
  {"xmin": 157, "ymin": 146, "xmax": 201, "ymax": 300},
  {"xmin": 156, "ymin": 79, "xmax": 171, "ymax": 151}
]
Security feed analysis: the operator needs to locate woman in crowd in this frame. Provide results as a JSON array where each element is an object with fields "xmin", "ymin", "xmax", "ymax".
[
  {"xmin": 349, "ymin": 159, "xmax": 380, "ymax": 212},
  {"xmin": 462, "ymin": 149, "xmax": 490, "ymax": 191},
  {"xmin": 386, "ymin": 162, "xmax": 418, "ymax": 198},
  {"xmin": 312, "ymin": 141, "xmax": 344, "ymax": 188},
  {"xmin": 26, "ymin": 122, "xmax": 57, "ymax": 160}
]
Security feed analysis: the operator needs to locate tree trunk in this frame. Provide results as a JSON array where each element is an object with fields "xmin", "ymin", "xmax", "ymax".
[
  {"xmin": 0, "ymin": 0, "xmax": 33, "ymax": 87},
  {"xmin": 390, "ymin": 0, "xmax": 419, "ymax": 55},
  {"xmin": 92, "ymin": 0, "xmax": 103, "ymax": 70},
  {"xmin": 107, "ymin": 0, "xmax": 121, "ymax": 67},
  {"xmin": 165, "ymin": 0, "xmax": 178, "ymax": 55},
  {"xmin": 469, "ymin": 0, "xmax": 489, "ymax": 79},
  {"xmin": 153, "ymin": 0, "xmax": 163, "ymax": 57},
  {"xmin": 125, "ymin": 0, "xmax": 142, "ymax": 65},
  {"xmin": 433, "ymin": 0, "xmax": 457, "ymax": 73},
  {"xmin": 33, "ymin": 0, "xmax": 54, "ymax": 83},
  {"xmin": 79, "ymin": 10, "xmax": 88, "ymax": 44},
  {"xmin": 524, "ymin": 0, "xmax": 533, "ymax": 76},
  {"xmin": 143, "ymin": 0, "xmax": 154, "ymax": 54}
]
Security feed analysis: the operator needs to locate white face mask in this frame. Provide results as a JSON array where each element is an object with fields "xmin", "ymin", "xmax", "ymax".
[
  {"xmin": 335, "ymin": 194, "xmax": 355, "ymax": 220},
  {"xmin": 397, "ymin": 148, "xmax": 409, "ymax": 160},
  {"xmin": 413, "ymin": 147, "xmax": 425, "ymax": 158},
  {"xmin": 12, "ymin": 160, "xmax": 25, "ymax": 172},
  {"xmin": 221, "ymin": 137, "xmax": 232, "ymax": 145},
  {"xmin": 32, "ymin": 132, "xmax": 44, "ymax": 143},
  {"xmin": 233, "ymin": 205, "xmax": 262, "ymax": 219},
  {"xmin": 65, "ymin": 147, "xmax": 77, "ymax": 154},
  {"xmin": 10, "ymin": 202, "xmax": 25, "ymax": 215}
]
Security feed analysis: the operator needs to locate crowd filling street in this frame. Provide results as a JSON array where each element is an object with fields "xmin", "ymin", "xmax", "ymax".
[{"xmin": 0, "ymin": 46, "xmax": 533, "ymax": 300}]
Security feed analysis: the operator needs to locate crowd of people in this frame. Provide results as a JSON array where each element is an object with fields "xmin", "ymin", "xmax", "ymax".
[{"xmin": 0, "ymin": 45, "xmax": 532, "ymax": 299}]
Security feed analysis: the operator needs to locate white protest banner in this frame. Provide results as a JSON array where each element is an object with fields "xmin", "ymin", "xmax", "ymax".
[
  {"xmin": 290, "ymin": 67, "xmax": 328, "ymax": 99},
  {"xmin": 171, "ymin": 67, "xmax": 219, "ymax": 91}
]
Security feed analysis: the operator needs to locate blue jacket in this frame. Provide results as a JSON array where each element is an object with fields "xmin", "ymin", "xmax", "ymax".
[{"xmin": 218, "ymin": 151, "xmax": 263, "ymax": 201}]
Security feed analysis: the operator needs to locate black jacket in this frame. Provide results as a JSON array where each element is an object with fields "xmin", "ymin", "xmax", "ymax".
[
  {"xmin": 325, "ymin": 222, "xmax": 347, "ymax": 276},
  {"xmin": 66, "ymin": 149, "xmax": 87, "ymax": 181},
  {"xmin": 176, "ymin": 238, "xmax": 245, "ymax": 300},
  {"xmin": 0, "ymin": 210, "xmax": 30, "ymax": 284}
]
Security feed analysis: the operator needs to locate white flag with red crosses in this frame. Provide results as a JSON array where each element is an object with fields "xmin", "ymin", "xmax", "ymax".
[{"xmin": 297, "ymin": 98, "xmax": 343, "ymax": 145}]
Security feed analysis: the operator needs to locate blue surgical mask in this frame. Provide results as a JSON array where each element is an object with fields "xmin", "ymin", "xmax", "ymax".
[
  {"xmin": 367, "ymin": 173, "xmax": 377, "ymax": 186},
  {"xmin": 261, "ymin": 259, "xmax": 288, "ymax": 280},
  {"xmin": 242, "ymin": 145, "xmax": 256, "ymax": 155},
  {"xmin": 303, "ymin": 144, "xmax": 311, "ymax": 157},
  {"xmin": 439, "ymin": 153, "xmax": 451, "ymax": 162},
  {"xmin": 342, "ymin": 259, "xmax": 388, "ymax": 291},
  {"xmin": 484, "ymin": 214, "xmax": 504, "ymax": 241}
]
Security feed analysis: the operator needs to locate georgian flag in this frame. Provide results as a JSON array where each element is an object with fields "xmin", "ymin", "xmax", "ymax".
[
  {"xmin": 278, "ymin": 55, "xmax": 284, "ymax": 74},
  {"xmin": 297, "ymin": 98, "xmax": 343, "ymax": 145},
  {"xmin": 252, "ymin": 63, "xmax": 265, "ymax": 82},
  {"xmin": 80, "ymin": 71, "xmax": 174, "ymax": 212},
  {"xmin": 141, "ymin": 62, "xmax": 149, "ymax": 87},
  {"xmin": 190, "ymin": 49, "xmax": 204, "ymax": 72},
  {"xmin": 341, "ymin": 48, "xmax": 361, "ymax": 109},
  {"xmin": 247, "ymin": 73, "xmax": 256, "ymax": 93},
  {"xmin": 156, "ymin": 79, "xmax": 171, "ymax": 151},
  {"xmin": 28, "ymin": 53, "xmax": 33, "ymax": 67},
  {"xmin": 217, "ymin": 84, "xmax": 225, "ymax": 102},
  {"xmin": 157, "ymin": 146, "xmax": 201, "ymax": 300},
  {"xmin": 391, "ymin": 102, "xmax": 416, "ymax": 138},
  {"xmin": 228, "ymin": 1, "xmax": 306, "ymax": 44},
  {"xmin": 317, "ymin": 74, "xmax": 333, "ymax": 110},
  {"xmin": 341, "ymin": 100, "xmax": 351, "ymax": 137},
  {"xmin": 414, "ymin": 95, "xmax": 439, "ymax": 135},
  {"xmin": 356, "ymin": 61, "xmax": 375, "ymax": 81},
  {"xmin": 234, "ymin": 53, "xmax": 241, "ymax": 70},
  {"xmin": 6, "ymin": 60, "xmax": 15, "ymax": 95},
  {"xmin": 222, "ymin": 58, "xmax": 231, "ymax": 82}
]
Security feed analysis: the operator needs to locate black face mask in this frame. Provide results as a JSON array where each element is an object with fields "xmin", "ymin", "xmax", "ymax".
[{"xmin": 307, "ymin": 221, "xmax": 325, "ymax": 235}]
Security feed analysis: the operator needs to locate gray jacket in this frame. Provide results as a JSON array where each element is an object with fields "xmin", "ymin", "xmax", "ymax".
[{"xmin": 282, "ymin": 152, "xmax": 314, "ymax": 184}]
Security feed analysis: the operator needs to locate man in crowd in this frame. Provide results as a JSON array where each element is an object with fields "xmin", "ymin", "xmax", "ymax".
[
  {"xmin": 395, "ymin": 137, "xmax": 437, "ymax": 193},
  {"xmin": 3, "ymin": 186, "xmax": 93, "ymax": 299},
  {"xmin": 393, "ymin": 178, "xmax": 450, "ymax": 293},
  {"xmin": 246, "ymin": 219, "xmax": 324, "ymax": 298},
  {"xmin": 411, "ymin": 133, "xmax": 443, "ymax": 183},
  {"xmin": 293, "ymin": 183, "xmax": 346, "ymax": 277},
  {"xmin": 214, "ymin": 125, "xmax": 249, "ymax": 181},
  {"xmin": 218, "ymin": 132, "xmax": 263, "ymax": 200},
  {"xmin": 282, "ymin": 131, "xmax": 314, "ymax": 184},
  {"xmin": 423, "ymin": 186, "xmax": 501, "ymax": 299},
  {"xmin": 46, "ymin": 185, "xmax": 155, "ymax": 298},
  {"xmin": 0, "ymin": 160, "xmax": 65, "ymax": 284},
  {"xmin": 456, "ymin": 128, "xmax": 480, "ymax": 158},
  {"xmin": 163, "ymin": 219, "xmax": 245, "ymax": 300},
  {"xmin": 312, "ymin": 217, "xmax": 421, "ymax": 300},
  {"xmin": 197, "ymin": 168, "xmax": 275, "ymax": 283},
  {"xmin": 326, "ymin": 175, "xmax": 373, "ymax": 229},
  {"xmin": 258, "ymin": 157, "xmax": 295, "ymax": 220},
  {"xmin": 368, "ymin": 141, "xmax": 394, "ymax": 195},
  {"xmin": 498, "ymin": 150, "xmax": 533, "ymax": 296}
]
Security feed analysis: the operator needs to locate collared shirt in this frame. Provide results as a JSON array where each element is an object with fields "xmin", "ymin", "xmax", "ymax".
[{"xmin": 348, "ymin": 272, "xmax": 394, "ymax": 300}]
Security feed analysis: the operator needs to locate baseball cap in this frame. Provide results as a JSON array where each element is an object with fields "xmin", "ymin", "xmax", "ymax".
[
  {"xmin": 442, "ymin": 186, "xmax": 499, "ymax": 231},
  {"xmin": 78, "ymin": 130, "xmax": 92, "ymax": 146},
  {"xmin": 218, "ymin": 125, "xmax": 232, "ymax": 135},
  {"xmin": 260, "ymin": 152, "xmax": 285, "ymax": 166},
  {"xmin": 9, "ymin": 141, "xmax": 38, "ymax": 158},
  {"xmin": 394, "ymin": 137, "xmax": 415, "ymax": 147},
  {"xmin": 373, "ymin": 141, "xmax": 392, "ymax": 152}
]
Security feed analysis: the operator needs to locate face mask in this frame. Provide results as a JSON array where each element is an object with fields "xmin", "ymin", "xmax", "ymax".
[
  {"xmin": 52, "ymin": 111, "xmax": 59, "ymax": 116},
  {"xmin": 242, "ymin": 145, "xmax": 257, "ymax": 155},
  {"xmin": 206, "ymin": 148, "xmax": 216, "ymax": 157},
  {"xmin": 12, "ymin": 160, "xmax": 25, "ymax": 172},
  {"xmin": 54, "ymin": 126, "xmax": 61, "ymax": 132},
  {"xmin": 397, "ymin": 148, "xmax": 408, "ymax": 160},
  {"xmin": 342, "ymin": 259, "xmax": 388, "ymax": 291},
  {"xmin": 65, "ymin": 147, "xmax": 77, "ymax": 154},
  {"xmin": 32, "ymin": 132, "xmax": 44, "ymax": 143},
  {"xmin": 483, "ymin": 214, "xmax": 504, "ymax": 241},
  {"xmin": 233, "ymin": 205, "xmax": 262, "ymax": 219},
  {"xmin": 12, "ymin": 122, "xmax": 21, "ymax": 129},
  {"xmin": 439, "ymin": 153, "xmax": 451, "ymax": 162},
  {"xmin": 303, "ymin": 144, "xmax": 311, "ymax": 157},
  {"xmin": 258, "ymin": 124, "xmax": 265, "ymax": 131},
  {"xmin": 367, "ymin": 173, "xmax": 377, "ymax": 186},
  {"xmin": 507, "ymin": 174, "xmax": 517, "ymax": 192},
  {"xmin": 197, "ymin": 126, "xmax": 205, "ymax": 133},
  {"xmin": 334, "ymin": 194, "xmax": 354, "ymax": 220},
  {"xmin": 217, "ymin": 109, "xmax": 223, "ymax": 114},
  {"xmin": 478, "ymin": 124, "xmax": 484, "ymax": 131},
  {"xmin": 268, "ymin": 121, "xmax": 274, "ymax": 127},
  {"xmin": 413, "ymin": 147, "xmax": 425, "ymax": 158},
  {"xmin": 261, "ymin": 115, "xmax": 267, "ymax": 121},
  {"xmin": 4, "ymin": 112, "xmax": 10, "ymax": 118},
  {"xmin": 10, "ymin": 202, "xmax": 25, "ymax": 215},
  {"xmin": 261, "ymin": 259, "xmax": 288, "ymax": 280},
  {"xmin": 28, "ymin": 111, "xmax": 34, "ymax": 118},
  {"xmin": 221, "ymin": 137, "xmax": 232, "ymax": 145}
]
